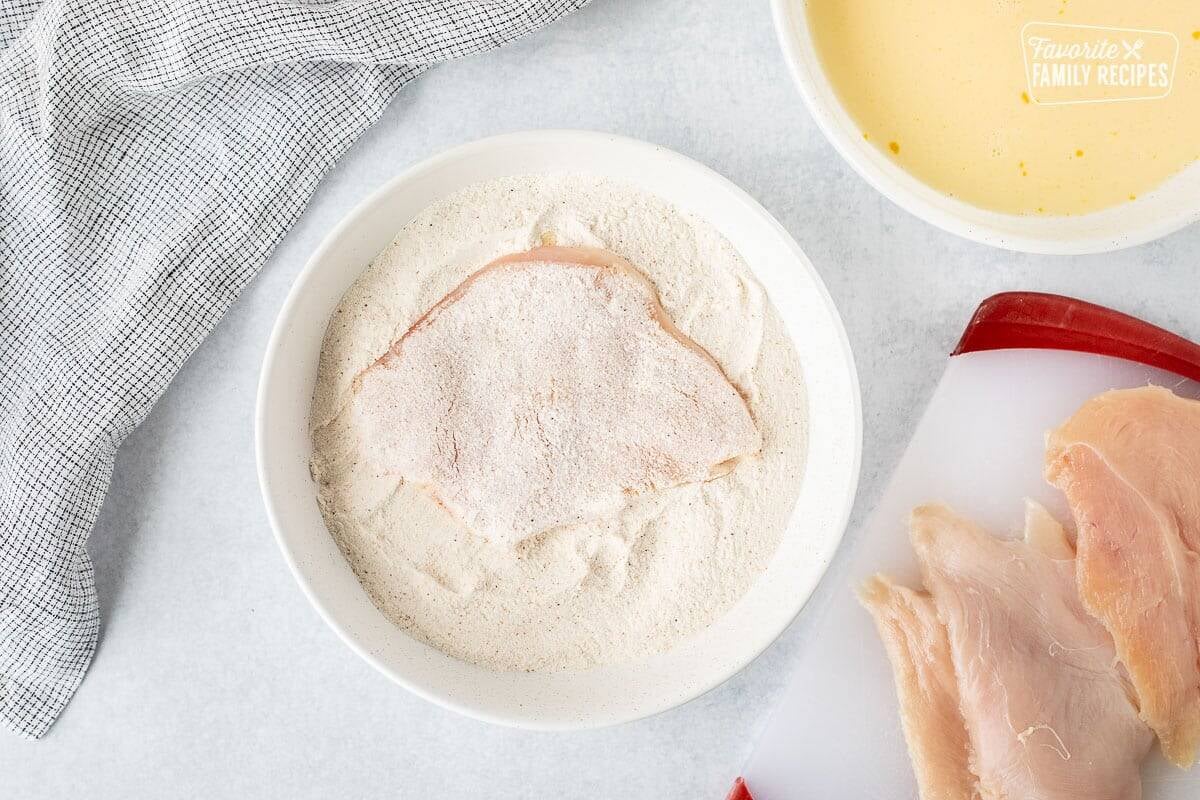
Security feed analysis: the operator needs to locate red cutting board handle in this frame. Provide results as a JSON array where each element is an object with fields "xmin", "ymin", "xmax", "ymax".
[
  {"xmin": 952, "ymin": 291, "xmax": 1200, "ymax": 384},
  {"xmin": 725, "ymin": 778, "xmax": 753, "ymax": 800}
]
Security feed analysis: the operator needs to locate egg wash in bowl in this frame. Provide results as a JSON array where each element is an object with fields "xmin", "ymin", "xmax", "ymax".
[
  {"xmin": 307, "ymin": 174, "xmax": 807, "ymax": 671},
  {"xmin": 807, "ymin": 0, "xmax": 1200, "ymax": 216}
]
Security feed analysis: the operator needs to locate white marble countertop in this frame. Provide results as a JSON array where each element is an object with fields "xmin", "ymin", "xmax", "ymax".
[{"xmin": 4, "ymin": 0, "xmax": 1199, "ymax": 797}]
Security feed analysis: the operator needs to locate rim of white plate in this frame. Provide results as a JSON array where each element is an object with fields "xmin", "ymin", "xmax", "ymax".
[
  {"xmin": 770, "ymin": 0, "xmax": 1200, "ymax": 255},
  {"xmin": 255, "ymin": 129, "xmax": 862, "ymax": 729}
]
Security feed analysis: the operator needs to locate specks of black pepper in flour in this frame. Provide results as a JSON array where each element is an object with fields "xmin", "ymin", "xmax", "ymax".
[{"xmin": 308, "ymin": 173, "xmax": 808, "ymax": 671}]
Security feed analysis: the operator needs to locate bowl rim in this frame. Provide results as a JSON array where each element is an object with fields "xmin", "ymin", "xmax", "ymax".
[
  {"xmin": 254, "ymin": 129, "xmax": 863, "ymax": 729},
  {"xmin": 769, "ymin": 0, "xmax": 1200, "ymax": 255}
]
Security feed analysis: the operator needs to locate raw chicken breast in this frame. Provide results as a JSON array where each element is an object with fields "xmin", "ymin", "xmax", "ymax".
[
  {"xmin": 1046, "ymin": 385, "xmax": 1200, "ymax": 767},
  {"xmin": 351, "ymin": 246, "xmax": 761, "ymax": 546},
  {"xmin": 863, "ymin": 503, "xmax": 1152, "ymax": 800},
  {"xmin": 911, "ymin": 503, "xmax": 1151, "ymax": 800},
  {"xmin": 859, "ymin": 575, "xmax": 977, "ymax": 800}
]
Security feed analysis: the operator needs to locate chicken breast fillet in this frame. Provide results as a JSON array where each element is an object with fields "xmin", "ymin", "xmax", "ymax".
[
  {"xmin": 912, "ymin": 503, "xmax": 1151, "ymax": 800},
  {"xmin": 1046, "ymin": 385, "xmax": 1200, "ymax": 767},
  {"xmin": 863, "ymin": 503, "xmax": 1152, "ymax": 800},
  {"xmin": 350, "ymin": 246, "xmax": 761, "ymax": 546},
  {"xmin": 860, "ymin": 574, "xmax": 978, "ymax": 800}
]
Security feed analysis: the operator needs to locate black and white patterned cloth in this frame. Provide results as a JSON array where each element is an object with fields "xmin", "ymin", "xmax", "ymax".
[{"xmin": 0, "ymin": 0, "xmax": 589, "ymax": 739}]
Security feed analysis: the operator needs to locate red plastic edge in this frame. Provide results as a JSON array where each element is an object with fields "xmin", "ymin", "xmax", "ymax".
[
  {"xmin": 952, "ymin": 291, "xmax": 1200, "ymax": 384},
  {"xmin": 725, "ymin": 777, "xmax": 754, "ymax": 800},
  {"xmin": 720, "ymin": 777, "xmax": 748, "ymax": 800}
]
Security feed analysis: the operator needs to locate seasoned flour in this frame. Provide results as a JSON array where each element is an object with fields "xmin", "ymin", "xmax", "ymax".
[{"xmin": 309, "ymin": 174, "xmax": 807, "ymax": 671}]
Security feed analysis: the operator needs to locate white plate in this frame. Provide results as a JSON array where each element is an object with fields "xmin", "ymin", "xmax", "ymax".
[
  {"xmin": 771, "ymin": 0, "xmax": 1200, "ymax": 254},
  {"xmin": 255, "ymin": 130, "xmax": 861, "ymax": 729}
]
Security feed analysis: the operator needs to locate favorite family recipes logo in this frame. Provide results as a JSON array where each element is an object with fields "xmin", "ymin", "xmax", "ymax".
[{"xmin": 1021, "ymin": 22, "xmax": 1179, "ymax": 105}]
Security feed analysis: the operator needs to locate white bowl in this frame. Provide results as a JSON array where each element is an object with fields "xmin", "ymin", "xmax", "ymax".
[
  {"xmin": 771, "ymin": 0, "xmax": 1200, "ymax": 254},
  {"xmin": 255, "ymin": 130, "xmax": 861, "ymax": 729}
]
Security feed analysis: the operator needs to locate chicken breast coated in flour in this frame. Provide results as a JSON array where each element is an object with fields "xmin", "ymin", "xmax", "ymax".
[
  {"xmin": 1046, "ymin": 385, "xmax": 1200, "ymax": 768},
  {"xmin": 350, "ymin": 246, "xmax": 761, "ymax": 547},
  {"xmin": 863, "ymin": 503, "xmax": 1152, "ymax": 800}
]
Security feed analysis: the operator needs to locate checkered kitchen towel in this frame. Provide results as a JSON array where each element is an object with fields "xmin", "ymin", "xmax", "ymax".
[{"xmin": 0, "ymin": 0, "xmax": 590, "ymax": 739}]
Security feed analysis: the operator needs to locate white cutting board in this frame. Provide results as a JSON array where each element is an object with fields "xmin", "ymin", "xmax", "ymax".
[{"xmin": 741, "ymin": 337, "xmax": 1200, "ymax": 798}]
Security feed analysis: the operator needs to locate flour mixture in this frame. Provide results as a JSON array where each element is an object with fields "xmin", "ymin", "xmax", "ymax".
[{"xmin": 309, "ymin": 174, "xmax": 807, "ymax": 670}]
